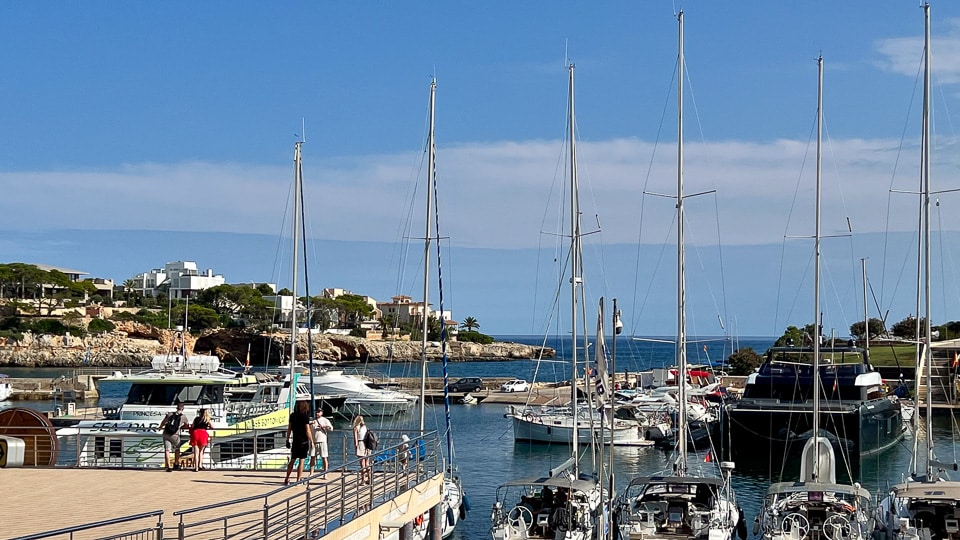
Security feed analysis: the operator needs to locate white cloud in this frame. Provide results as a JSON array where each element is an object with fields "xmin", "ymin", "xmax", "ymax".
[
  {"xmin": 875, "ymin": 18, "xmax": 960, "ymax": 84},
  {"xmin": 1, "ymin": 135, "xmax": 953, "ymax": 250}
]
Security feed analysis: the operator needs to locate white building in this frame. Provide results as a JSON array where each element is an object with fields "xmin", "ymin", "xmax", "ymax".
[{"xmin": 129, "ymin": 261, "xmax": 226, "ymax": 299}]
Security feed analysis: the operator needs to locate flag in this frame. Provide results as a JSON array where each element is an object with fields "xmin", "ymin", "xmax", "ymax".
[
  {"xmin": 704, "ymin": 450, "xmax": 712, "ymax": 463},
  {"xmin": 594, "ymin": 298, "xmax": 610, "ymax": 405},
  {"xmin": 953, "ymin": 352, "xmax": 958, "ymax": 368}
]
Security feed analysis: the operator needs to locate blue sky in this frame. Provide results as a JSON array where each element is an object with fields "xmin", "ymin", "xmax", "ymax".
[{"xmin": 2, "ymin": 2, "xmax": 960, "ymax": 336}]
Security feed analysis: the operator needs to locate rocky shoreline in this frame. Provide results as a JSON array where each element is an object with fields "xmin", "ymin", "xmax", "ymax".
[{"xmin": 0, "ymin": 323, "xmax": 555, "ymax": 368}]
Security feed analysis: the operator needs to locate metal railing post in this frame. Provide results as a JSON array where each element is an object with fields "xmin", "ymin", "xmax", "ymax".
[
  {"xmin": 339, "ymin": 471, "xmax": 346, "ymax": 524},
  {"xmin": 156, "ymin": 515, "xmax": 163, "ymax": 540},
  {"xmin": 252, "ymin": 428, "xmax": 258, "ymax": 470},
  {"xmin": 178, "ymin": 518, "xmax": 185, "ymax": 540},
  {"xmin": 304, "ymin": 482, "xmax": 312, "ymax": 540},
  {"xmin": 262, "ymin": 500, "xmax": 269, "ymax": 540},
  {"xmin": 323, "ymin": 481, "xmax": 330, "ymax": 536}
]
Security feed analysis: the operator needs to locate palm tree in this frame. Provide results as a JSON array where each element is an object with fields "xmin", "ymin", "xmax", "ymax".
[{"xmin": 460, "ymin": 316, "xmax": 479, "ymax": 332}]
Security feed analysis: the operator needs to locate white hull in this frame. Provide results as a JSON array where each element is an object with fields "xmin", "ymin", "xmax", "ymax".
[
  {"xmin": 0, "ymin": 380, "xmax": 11, "ymax": 401},
  {"xmin": 340, "ymin": 397, "xmax": 415, "ymax": 418},
  {"xmin": 511, "ymin": 413, "xmax": 652, "ymax": 446}
]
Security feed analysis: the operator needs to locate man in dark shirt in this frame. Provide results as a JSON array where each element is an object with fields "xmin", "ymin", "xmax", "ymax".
[{"xmin": 284, "ymin": 401, "xmax": 314, "ymax": 485}]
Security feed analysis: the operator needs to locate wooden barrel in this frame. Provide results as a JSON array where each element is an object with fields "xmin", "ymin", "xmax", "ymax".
[{"xmin": 0, "ymin": 407, "xmax": 59, "ymax": 466}]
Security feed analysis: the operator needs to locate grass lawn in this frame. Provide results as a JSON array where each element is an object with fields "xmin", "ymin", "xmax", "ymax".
[{"xmin": 867, "ymin": 344, "xmax": 917, "ymax": 367}]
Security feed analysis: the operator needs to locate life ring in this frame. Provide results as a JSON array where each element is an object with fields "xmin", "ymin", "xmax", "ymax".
[{"xmin": 525, "ymin": 413, "xmax": 535, "ymax": 422}]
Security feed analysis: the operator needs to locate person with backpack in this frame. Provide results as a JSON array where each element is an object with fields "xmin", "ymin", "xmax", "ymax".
[
  {"xmin": 352, "ymin": 415, "xmax": 373, "ymax": 484},
  {"xmin": 158, "ymin": 402, "xmax": 187, "ymax": 472}
]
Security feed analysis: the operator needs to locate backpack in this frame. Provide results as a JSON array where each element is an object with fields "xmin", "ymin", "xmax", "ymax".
[
  {"xmin": 163, "ymin": 413, "xmax": 181, "ymax": 436},
  {"xmin": 363, "ymin": 429, "xmax": 379, "ymax": 451}
]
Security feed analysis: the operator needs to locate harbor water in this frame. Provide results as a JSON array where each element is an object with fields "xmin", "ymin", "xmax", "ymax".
[{"xmin": 2, "ymin": 335, "xmax": 957, "ymax": 539}]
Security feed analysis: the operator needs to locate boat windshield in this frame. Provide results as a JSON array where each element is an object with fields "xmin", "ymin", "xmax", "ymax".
[{"xmin": 126, "ymin": 383, "xmax": 224, "ymax": 406}]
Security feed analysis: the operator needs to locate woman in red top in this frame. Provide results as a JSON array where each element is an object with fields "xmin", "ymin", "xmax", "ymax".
[{"xmin": 189, "ymin": 408, "xmax": 212, "ymax": 471}]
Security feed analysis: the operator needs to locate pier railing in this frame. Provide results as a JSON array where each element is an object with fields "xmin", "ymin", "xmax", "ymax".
[
  {"xmin": 10, "ymin": 510, "xmax": 164, "ymax": 540},
  {"xmin": 169, "ymin": 431, "xmax": 440, "ymax": 540}
]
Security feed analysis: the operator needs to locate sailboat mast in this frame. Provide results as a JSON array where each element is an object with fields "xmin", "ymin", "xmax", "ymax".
[
  {"xmin": 922, "ymin": 2, "xmax": 933, "ymax": 480},
  {"xmin": 676, "ymin": 9, "xmax": 688, "ymax": 475},
  {"xmin": 419, "ymin": 79, "xmax": 437, "ymax": 435},
  {"xmin": 567, "ymin": 63, "xmax": 581, "ymax": 478},
  {"xmin": 291, "ymin": 141, "xmax": 302, "ymax": 375},
  {"xmin": 812, "ymin": 55, "xmax": 823, "ymax": 480},
  {"xmin": 862, "ymin": 258, "xmax": 869, "ymax": 351}
]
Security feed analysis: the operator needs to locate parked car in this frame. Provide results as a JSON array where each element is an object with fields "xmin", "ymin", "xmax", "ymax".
[
  {"xmin": 449, "ymin": 377, "xmax": 484, "ymax": 392},
  {"xmin": 501, "ymin": 379, "xmax": 530, "ymax": 393}
]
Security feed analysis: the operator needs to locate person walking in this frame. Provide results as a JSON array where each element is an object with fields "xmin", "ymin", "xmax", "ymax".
[
  {"xmin": 352, "ymin": 415, "xmax": 370, "ymax": 484},
  {"xmin": 159, "ymin": 402, "xmax": 187, "ymax": 472},
  {"xmin": 310, "ymin": 408, "xmax": 333, "ymax": 474},
  {"xmin": 284, "ymin": 401, "xmax": 314, "ymax": 485},
  {"xmin": 189, "ymin": 408, "xmax": 212, "ymax": 471}
]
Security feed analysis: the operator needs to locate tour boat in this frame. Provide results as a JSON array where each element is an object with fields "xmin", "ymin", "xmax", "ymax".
[{"xmin": 58, "ymin": 351, "xmax": 307, "ymax": 469}]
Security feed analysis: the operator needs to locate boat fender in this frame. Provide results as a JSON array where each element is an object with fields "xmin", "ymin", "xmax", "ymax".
[
  {"xmin": 752, "ymin": 515, "xmax": 761, "ymax": 536},
  {"xmin": 736, "ymin": 506, "xmax": 748, "ymax": 540},
  {"xmin": 462, "ymin": 493, "xmax": 471, "ymax": 513},
  {"xmin": 446, "ymin": 506, "xmax": 456, "ymax": 526}
]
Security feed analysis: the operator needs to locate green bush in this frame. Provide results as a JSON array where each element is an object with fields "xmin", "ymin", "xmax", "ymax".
[
  {"xmin": 350, "ymin": 328, "xmax": 366, "ymax": 338},
  {"xmin": 0, "ymin": 329, "xmax": 23, "ymax": 342},
  {"xmin": 456, "ymin": 330, "xmax": 493, "ymax": 344},
  {"xmin": 29, "ymin": 318, "xmax": 68, "ymax": 335},
  {"xmin": 88, "ymin": 318, "xmax": 115, "ymax": 334}
]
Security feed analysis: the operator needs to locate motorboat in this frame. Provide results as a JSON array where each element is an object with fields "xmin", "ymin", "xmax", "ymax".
[{"xmin": 277, "ymin": 360, "xmax": 415, "ymax": 418}]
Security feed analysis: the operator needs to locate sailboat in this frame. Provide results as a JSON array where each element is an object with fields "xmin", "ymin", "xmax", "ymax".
[
  {"xmin": 613, "ymin": 12, "xmax": 743, "ymax": 540},
  {"xmin": 490, "ymin": 62, "xmax": 605, "ymax": 540},
  {"xmin": 281, "ymin": 140, "xmax": 415, "ymax": 417},
  {"xmin": 413, "ymin": 78, "xmax": 465, "ymax": 539},
  {"xmin": 875, "ymin": 5, "xmax": 960, "ymax": 539},
  {"xmin": 753, "ymin": 56, "xmax": 874, "ymax": 540}
]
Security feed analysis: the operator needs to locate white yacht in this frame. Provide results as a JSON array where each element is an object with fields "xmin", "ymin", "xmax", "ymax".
[{"xmin": 303, "ymin": 365, "xmax": 416, "ymax": 418}]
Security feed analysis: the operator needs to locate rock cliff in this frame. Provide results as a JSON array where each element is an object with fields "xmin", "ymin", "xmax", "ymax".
[{"xmin": 0, "ymin": 325, "xmax": 554, "ymax": 367}]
